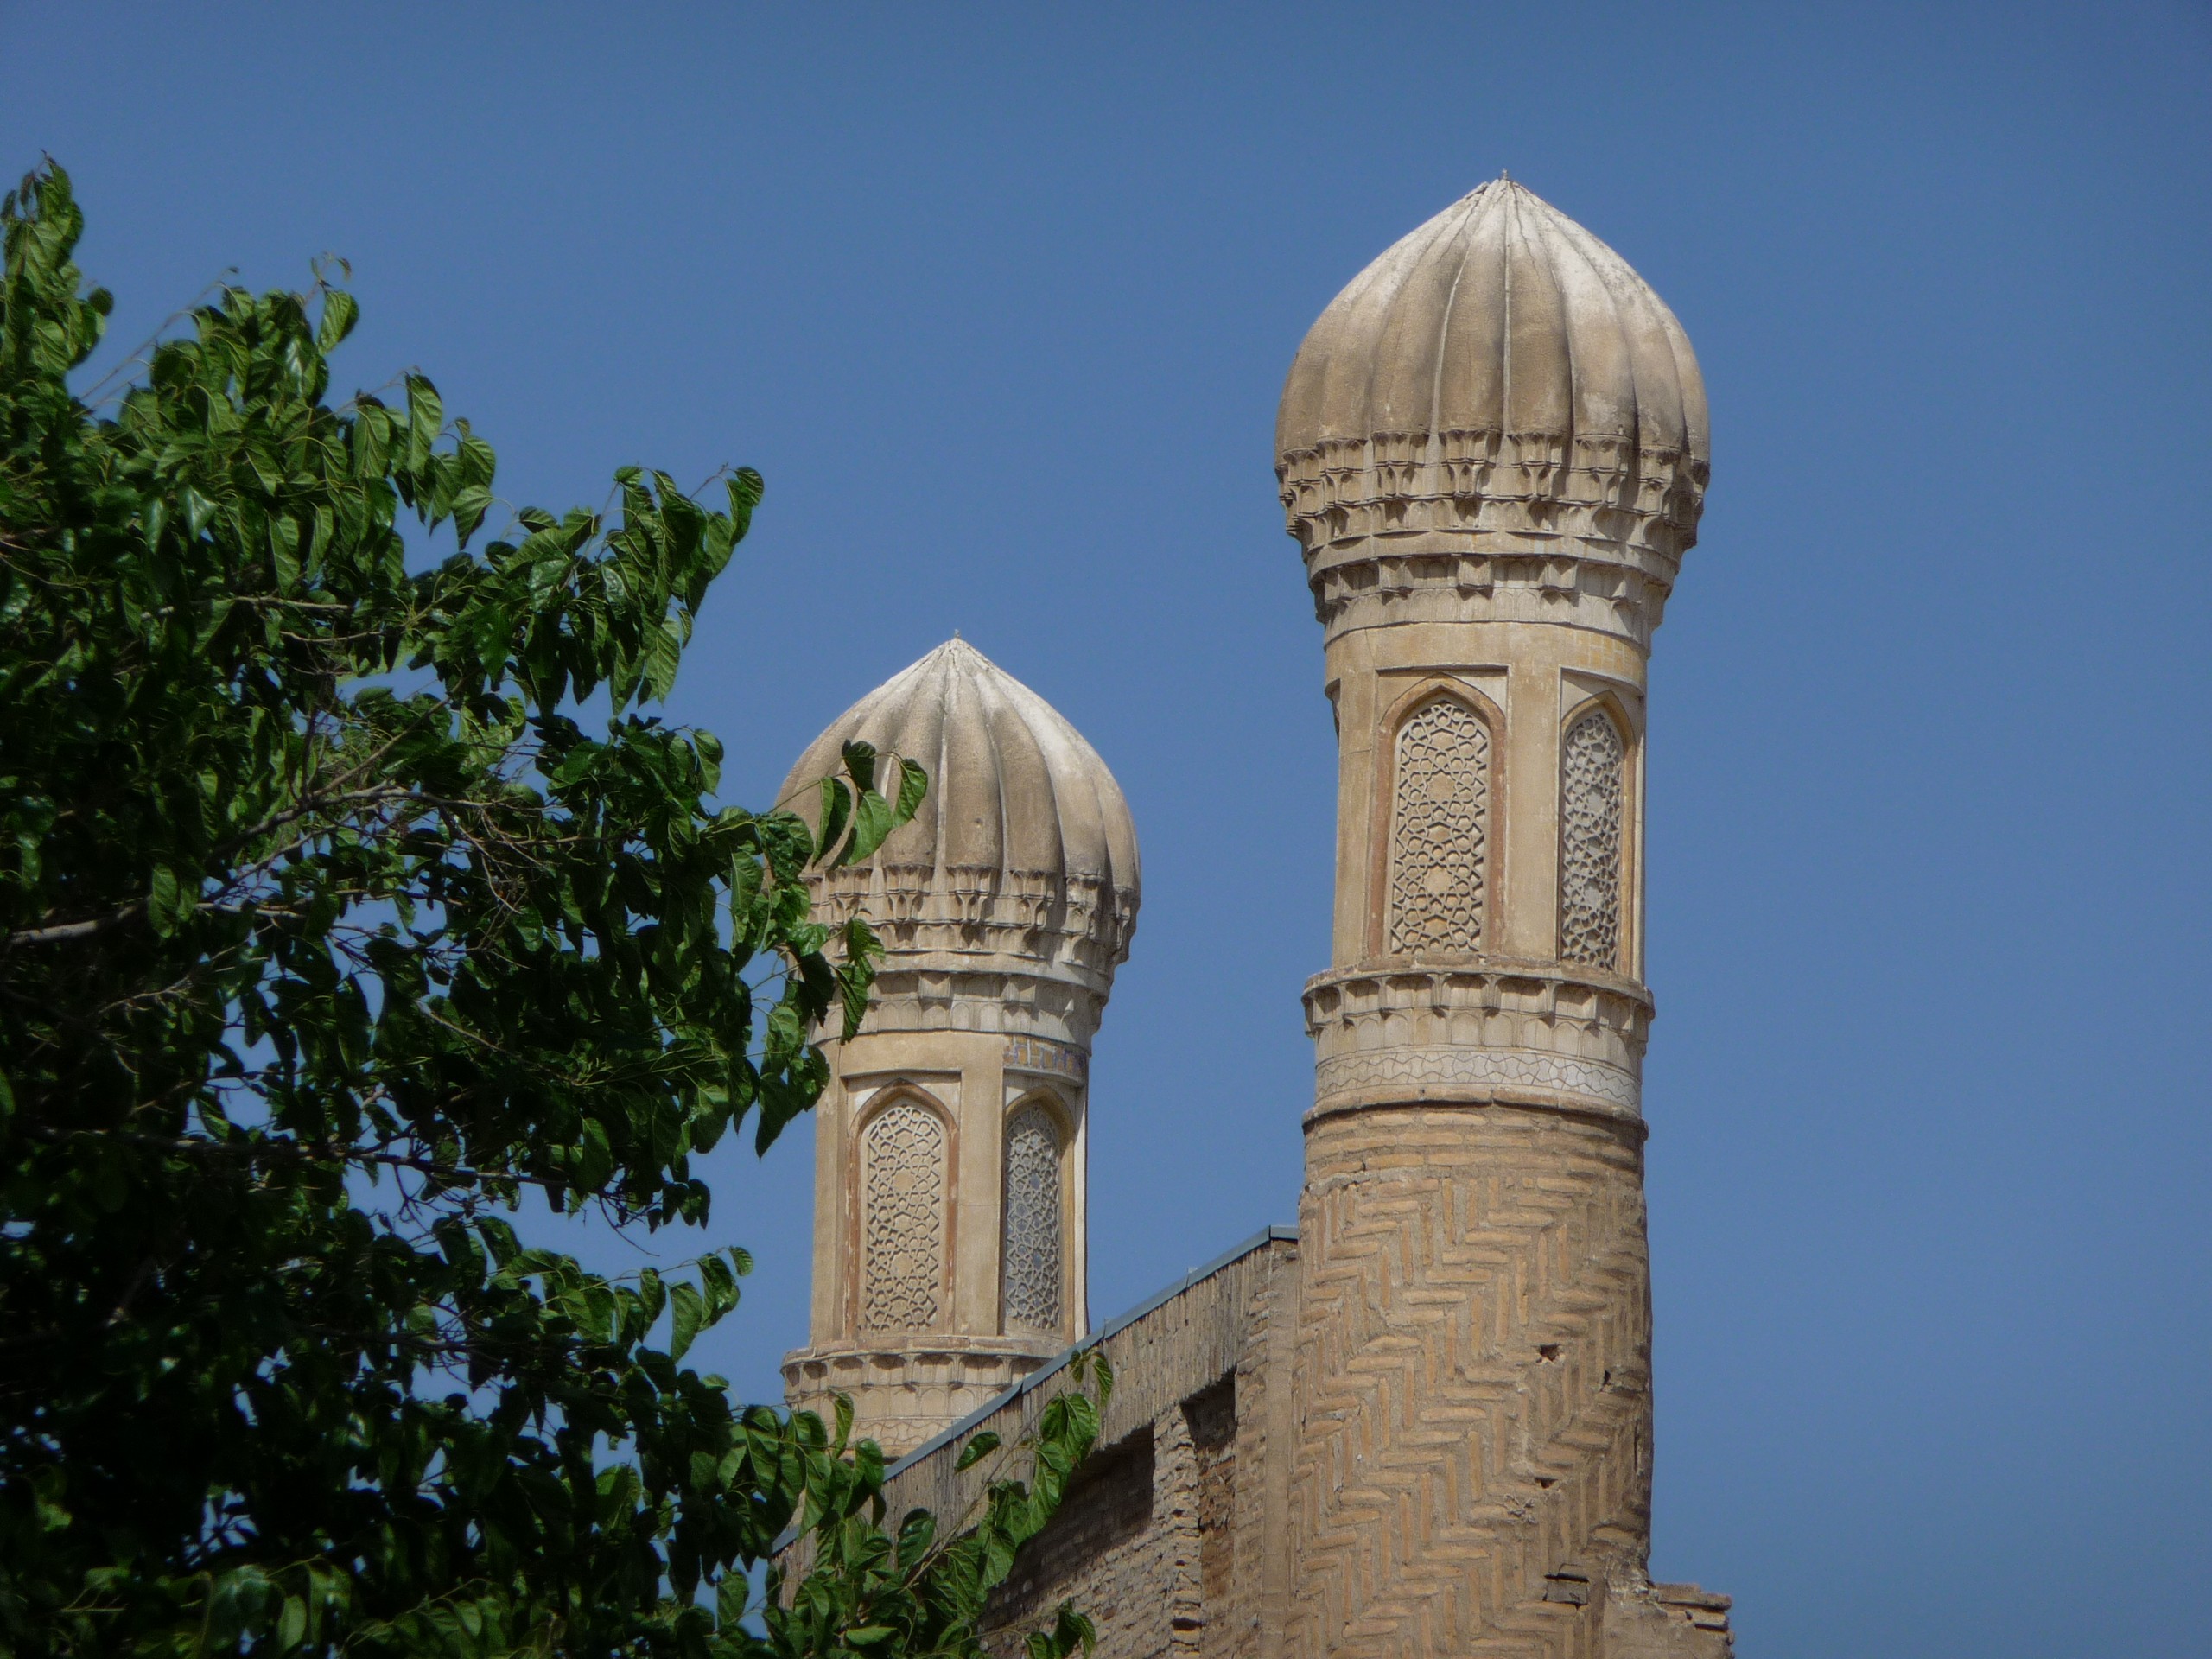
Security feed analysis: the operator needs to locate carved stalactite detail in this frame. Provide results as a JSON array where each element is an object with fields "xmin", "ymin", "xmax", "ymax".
[
  {"xmin": 1000, "ymin": 1103, "xmax": 1063, "ymax": 1332},
  {"xmin": 858, "ymin": 1103, "xmax": 946, "ymax": 1332},
  {"xmin": 1560, "ymin": 710, "xmax": 1625, "ymax": 970},
  {"xmin": 1387, "ymin": 699, "xmax": 1491, "ymax": 955}
]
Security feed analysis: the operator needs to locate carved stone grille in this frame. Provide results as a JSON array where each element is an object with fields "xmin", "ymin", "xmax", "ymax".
[
  {"xmin": 1000, "ymin": 1104, "xmax": 1063, "ymax": 1331},
  {"xmin": 1559, "ymin": 711, "xmax": 1625, "ymax": 969},
  {"xmin": 859, "ymin": 1103, "xmax": 945, "ymax": 1332},
  {"xmin": 1388, "ymin": 699, "xmax": 1491, "ymax": 954}
]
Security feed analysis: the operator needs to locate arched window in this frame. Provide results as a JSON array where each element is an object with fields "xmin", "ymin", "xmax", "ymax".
[
  {"xmin": 1388, "ymin": 697, "xmax": 1491, "ymax": 954},
  {"xmin": 1559, "ymin": 709, "xmax": 1625, "ymax": 970},
  {"xmin": 859, "ymin": 1100, "xmax": 947, "ymax": 1332},
  {"xmin": 1000, "ymin": 1103, "xmax": 1063, "ymax": 1332}
]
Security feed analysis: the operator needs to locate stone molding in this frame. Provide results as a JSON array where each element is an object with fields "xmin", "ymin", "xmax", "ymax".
[
  {"xmin": 1307, "ymin": 537, "xmax": 1680, "ymax": 648},
  {"xmin": 810, "ymin": 863, "xmax": 1137, "ymax": 989},
  {"xmin": 1003, "ymin": 1033, "xmax": 1088, "ymax": 1081},
  {"xmin": 1313, "ymin": 1043, "xmax": 1639, "ymax": 1117},
  {"xmin": 1280, "ymin": 181, "xmax": 1729, "ymax": 1658},
  {"xmin": 1278, "ymin": 429, "xmax": 1702, "ymax": 563},
  {"xmin": 844, "ymin": 965, "xmax": 1107, "ymax": 1049},
  {"xmin": 780, "ymin": 1336, "xmax": 1061, "ymax": 1459},
  {"xmin": 1304, "ymin": 961, "xmax": 1649, "ymax": 1122}
]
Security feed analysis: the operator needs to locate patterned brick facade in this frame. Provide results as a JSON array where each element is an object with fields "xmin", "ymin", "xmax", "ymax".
[
  {"xmin": 868, "ymin": 1236, "xmax": 1295, "ymax": 1659},
  {"xmin": 859, "ymin": 1228, "xmax": 1729, "ymax": 1659},
  {"xmin": 787, "ymin": 177, "xmax": 1742, "ymax": 1659}
]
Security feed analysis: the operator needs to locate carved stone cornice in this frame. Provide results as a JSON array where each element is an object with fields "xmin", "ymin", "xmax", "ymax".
[
  {"xmin": 1308, "ymin": 537, "xmax": 1678, "ymax": 648},
  {"xmin": 808, "ymin": 865, "xmax": 1137, "ymax": 993},
  {"xmin": 1279, "ymin": 429, "xmax": 1703, "ymax": 563},
  {"xmin": 1279, "ymin": 430, "xmax": 1703, "ymax": 647},
  {"xmin": 1303, "ymin": 959, "xmax": 1652, "ymax": 1125},
  {"xmin": 848, "ymin": 964, "xmax": 1107, "ymax": 1050}
]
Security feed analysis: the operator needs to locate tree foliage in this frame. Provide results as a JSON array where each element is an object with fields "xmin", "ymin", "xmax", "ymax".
[{"xmin": 0, "ymin": 163, "xmax": 1103, "ymax": 1659}]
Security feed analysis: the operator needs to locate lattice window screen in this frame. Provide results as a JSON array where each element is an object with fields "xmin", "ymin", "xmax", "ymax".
[
  {"xmin": 1000, "ymin": 1104, "xmax": 1063, "ymax": 1331},
  {"xmin": 1559, "ymin": 710, "xmax": 1625, "ymax": 970},
  {"xmin": 1387, "ymin": 699, "xmax": 1491, "ymax": 954},
  {"xmin": 859, "ymin": 1102, "xmax": 946, "ymax": 1332}
]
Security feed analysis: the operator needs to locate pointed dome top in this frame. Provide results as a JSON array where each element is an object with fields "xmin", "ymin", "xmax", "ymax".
[
  {"xmin": 1276, "ymin": 178, "xmax": 1709, "ymax": 564},
  {"xmin": 782, "ymin": 639, "xmax": 1139, "ymax": 984}
]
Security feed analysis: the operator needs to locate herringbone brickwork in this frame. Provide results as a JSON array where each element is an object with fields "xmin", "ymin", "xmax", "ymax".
[{"xmin": 1289, "ymin": 1103, "xmax": 1655, "ymax": 1659}]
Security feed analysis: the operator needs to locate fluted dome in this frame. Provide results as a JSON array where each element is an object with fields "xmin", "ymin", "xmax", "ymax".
[
  {"xmin": 1276, "ymin": 178, "xmax": 1709, "ymax": 568},
  {"xmin": 782, "ymin": 639, "xmax": 1139, "ymax": 986}
]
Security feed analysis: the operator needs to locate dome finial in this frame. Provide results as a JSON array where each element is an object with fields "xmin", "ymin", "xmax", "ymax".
[{"xmin": 1498, "ymin": 166, "xmax": 1510, "ymax": 182}]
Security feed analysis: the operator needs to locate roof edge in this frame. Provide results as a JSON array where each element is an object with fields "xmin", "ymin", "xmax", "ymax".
[{"xmin": 881, "ymin": 1224, "xmax": 1300, "ymax": 1482}]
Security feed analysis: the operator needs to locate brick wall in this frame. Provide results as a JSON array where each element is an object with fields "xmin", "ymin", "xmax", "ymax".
[
  {"xmin": 779, "ymin": 1223, "xmax": 1726, "ymax": 1658},
  {"xmin": 860, "ymin": 1235, "xmax": 1295, "ymax": 1659}
]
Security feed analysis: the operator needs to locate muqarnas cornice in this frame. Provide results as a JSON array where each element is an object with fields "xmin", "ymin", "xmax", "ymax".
[{"xmin": 1277, "ymin": 179, "xmax": 1709, "ymax": 648}]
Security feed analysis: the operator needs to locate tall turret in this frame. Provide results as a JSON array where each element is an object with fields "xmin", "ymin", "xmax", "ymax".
[
  {"xmin": 1279, "ymin": 181, "xmax": 1727, "ymax": 1656},
  {"xmin": 779, "ymin": 639, "xmax": 1140, "ymax": 1455}
]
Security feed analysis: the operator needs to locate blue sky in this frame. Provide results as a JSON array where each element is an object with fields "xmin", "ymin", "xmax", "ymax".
[{"xmin": 6, "ymin": 4, "xmax": 2208, "ymax": 1654}]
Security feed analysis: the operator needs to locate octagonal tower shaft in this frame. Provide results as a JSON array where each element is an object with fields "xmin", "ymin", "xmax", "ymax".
[{"xmin": 1279, "ymin": 181, "xmax": 1726, "ymax": 1658}]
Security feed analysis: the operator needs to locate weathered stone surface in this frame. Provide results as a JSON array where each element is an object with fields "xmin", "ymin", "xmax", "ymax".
[
  {"xmin": 780, "ymin": 640, "xmax": 1139, "ymax": 1454},
  {"xmin": 783, "ymin": 180, "xmax": 1738, "ymax": 1656},
  {"xmin": 861, "ymin": 1234, "xmax": 1299, "ymax": 1659},
  {"xmin": 1281, "ymin": 180, "xmax": 1730, "ymax": 1657},
  {"xmin": 1276, "ymin": 178, "xmax": 1710, "ymax": 652}
]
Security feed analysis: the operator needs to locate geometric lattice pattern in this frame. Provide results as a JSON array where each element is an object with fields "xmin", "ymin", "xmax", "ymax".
[
  {"xmin": 1290, "ymin": 1106, "xmax": 1656, "ymax": 1659},
  {"xmin": 1387, "ymin": 699, "xmax": 1490, "ymax": 954},
  {"xmin": 860, "ymin": 1101, "xmax": 946, "ymax": 1332},
  {"xmin": 1558, "ymin": 711, "xmax": 1624, "ymax": 971},
  {"xmin": 1000, "ymin": 1103, "xmax": 1063, "ymax": 1332}
]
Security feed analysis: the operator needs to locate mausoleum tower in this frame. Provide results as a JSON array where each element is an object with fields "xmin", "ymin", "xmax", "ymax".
[
  {"xmin": 1276, "ymin": 181, "xmax": 1722, "ymax": 1656},
  {"xmin": 779, "ymin": 639, "xmax": 1140, "ymax": 1456}
]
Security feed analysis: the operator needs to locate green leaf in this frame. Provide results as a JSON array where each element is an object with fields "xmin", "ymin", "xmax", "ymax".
[
  {"xmin": 954, "ymin": 1430, "xmax": 1001, "ymax": 1472},
  {"xmin": 716, "ymin": 1573, "xmax": 748, "ymax": 1630},
  {"xmin": 147, "ymin": 865, "xmax": 194, "ymax": 937},
  {"xmin": 841, "ymin": 739, "xmax": 879, "ymax": 796},
  {"xmin": 841, "ymin": 789, "xmax": 897, "ymax": 867},
  {"xmin": 316, "ymin": 288, "xmax": 359, "ymax": 351},
  {"xmin": 404, "ymin": 372, "xmax": 443, "ymax": 469},
  {"xmin": 669, "ymin": 1281, "xmax": 706, "ymax": 1363},
  {"xmin": 816, "ymin": 774, "xmax": 851, "ymax": 861},
  {"xmin": 276, "ymin": 1593, "xmax": 308, "ymax": 1654},
  {"xmin": 698, "ymin": 1251, "xmax": 740, "ymax": 1324},
  {"xmin": 895, "ymin": 756, "xmax": 929, "ymax": 825},
  {"xmin": 642, "ymin": 618, "xmax": 682, "ymax": 702}
]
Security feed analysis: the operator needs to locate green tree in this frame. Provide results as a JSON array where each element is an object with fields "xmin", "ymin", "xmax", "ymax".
[{"xmin": 0, "ymin": 163, "xmax": 1104, "ymax": 1659}]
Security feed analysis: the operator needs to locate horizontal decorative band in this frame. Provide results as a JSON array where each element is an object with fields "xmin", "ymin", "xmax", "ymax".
[
  {"xmin": 1003, "ymin": 1034, "xmax": 1087, "ymax": 1080},
  {"xmin": 1314, "ymin": 1045, "xmax": 1639, "ymax": 1111}
]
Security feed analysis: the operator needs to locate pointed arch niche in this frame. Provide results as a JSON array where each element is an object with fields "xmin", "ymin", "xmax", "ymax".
[
  {"xmin": 999, "ymin": 1092, "xmax": 1071, "ymax": 1337},
  {"xmin": 1377, "ymin": 683, "xmax": 1502, "ymax": 957},
  {"xmin": 852, "ymin": 1089, "xmax": 954, "ymax": 1337},
  {"xmin": 1557, "ymin": 695, "xmax": 1635, "ymax": 974}
]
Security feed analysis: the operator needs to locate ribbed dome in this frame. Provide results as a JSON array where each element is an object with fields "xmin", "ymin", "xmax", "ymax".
[
  {"xmin": 782, "ymin": 639, "xmax": 1139, "ymax": 979},
  {"xmin": 1276, "ymin": 178, "xmax": 1708, "ymax": 563}
]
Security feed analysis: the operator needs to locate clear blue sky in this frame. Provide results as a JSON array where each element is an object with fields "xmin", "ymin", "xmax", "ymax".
[{"xmin": 7, "ymin": 5, "xmax": 2208, "ymax": 1654}]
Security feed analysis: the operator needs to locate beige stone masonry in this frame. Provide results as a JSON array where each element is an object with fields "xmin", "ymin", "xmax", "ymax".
[
  {"xmin": 1278, "ymin": 179, "xmax": 1730, "ymax": 1657},
  {"xmin": 780, "ymin": 640, "xmax": 1140, "ymax": 1454}
]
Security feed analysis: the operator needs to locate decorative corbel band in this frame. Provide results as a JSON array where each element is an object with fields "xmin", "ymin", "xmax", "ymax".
[
  {"xmin": 839, "ymin": 965, "xmax": 1108, "ymax": 1049},
  {"xmin": 1303, "ymin": 961, "xmax": 1650, "ymax": 1125},
  {"xmin": 1276, "ymin": 428, "xmax": 1705, "ymax": 565}
]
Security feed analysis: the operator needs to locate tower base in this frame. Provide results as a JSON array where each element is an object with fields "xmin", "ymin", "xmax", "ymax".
[{"xmin": 781, "ymin": 1336, "xmax": 1059, "ymax": 1458}]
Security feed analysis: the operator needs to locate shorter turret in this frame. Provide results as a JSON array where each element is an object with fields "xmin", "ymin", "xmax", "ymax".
[{"xmin": 779, "ymin": 639, "xmax": 1140, "ymax": 1454}]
